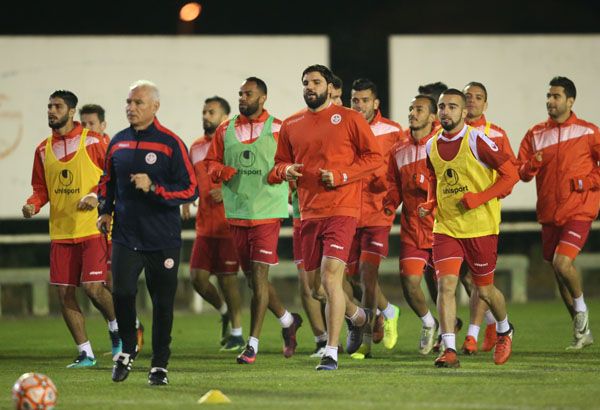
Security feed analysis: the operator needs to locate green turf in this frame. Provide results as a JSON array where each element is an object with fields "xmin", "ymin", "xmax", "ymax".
[{"xmin": 1, "ymin": 300, "xmax": 599, "ymax": 409}]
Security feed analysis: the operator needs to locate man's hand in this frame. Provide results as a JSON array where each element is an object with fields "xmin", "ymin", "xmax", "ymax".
[
  {"xmin": 411, "ymin": 173, "xmax": 428, "ymax": 192},
  {"xmin": 97, "ymin": 214, "xmax": 112, "ymax": 234},
  {"xmin": 459, "ymin": 192, "xmax": 481, "ymax": 210},
  {"xmin": 77, "ymin": 193, "xmax": 99, "ymax": 211},
  {"xmin": 571, "ymin": 176, "xmax": 591, "ymax": 192},
  {"xmin": 181, "ymin": 201, "xmax": 196, "ymax": 220},
  {"xmin": 285, "ymin": 164, "xmax": 303, "ymax": 181},
  {"xmin": 417, "ymin": 201, "xmax": 434, "ymax": 218},
  {"xmin": 130, "ymin": 173, "xmax": 152, "ymax": 193},
  {"xmin": 209, "ymin": 188, "xmax": 223, "ymax": 203},
  {"xmin": 384, "ymin": 208, "xmax": 394, "ymax": 216},
  {"xmin": 22, "ymin": 204, "xmax": 35, "ymax": 218},
  {"xmin": 219, "ymin": 166, "xmax": 237, "ymax": 182},
  {"xmin": 319, "ymin": 168, "xmax": 335, "ymax": 188}
]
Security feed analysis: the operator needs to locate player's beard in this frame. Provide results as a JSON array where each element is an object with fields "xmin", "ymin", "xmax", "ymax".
[
  {"xmin": 48, "ymin": 113, "xmax": 69, "ymax": 130},
  {"xmin": 239, "ymin": 100, "xmax": 259, "ymax": 117},
  {"xmin": 304, "ymin": 89, "xmax": 328, "ymax": 109},
  {"xmin": 440, "ymin": 117, "xmax": 459, "ymax": 131},
  {"xmin": 203, "ymin": 120, "xmax": 219, "ymax": 135}
]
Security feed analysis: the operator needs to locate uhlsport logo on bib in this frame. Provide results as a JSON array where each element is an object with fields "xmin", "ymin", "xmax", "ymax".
[
  {"xmin": 145, "ymin": 152, "xmax": 157, "ymax": 165},
  {"xmin": 443, "ymin": 168, "xmax": 459, "ymax": 186},
  {"xmin": 59, "ymin": 169, "xmax": 74, "ymax": 186},
  {"xmin": 238, "ymin": 150, "xmax": 256, "ymax": 167},
  {"xmin": 330, "ymin": 114, "xmax": 342, "ymax": 125}
]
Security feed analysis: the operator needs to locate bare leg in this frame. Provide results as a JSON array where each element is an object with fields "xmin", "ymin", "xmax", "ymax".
[
  {"xmin": 56, "ymin": 285, "xmax": 88, "ymax": 345},
  {"xmin": 299, "ymin": 267, "xmax": 326, "ymax": 337},
  {"xmin": 191, "ymin": 269, "xmax": 224, "ymax": 311},
  {"xmin": 401, "ymin": 275, "xmax": 429, "ymax": 317},
  {"xmin": 218, "ymin": 275, "xmax": 243, "ymax": 329},
  {"xmin": 552, "ymin": 254, "xmax": 582, "ymax": 319},
  {"xmin": 82, "ymin": 282, "xmax": 116, "ymax": 322},
  {"xmin": 475, "ymin": 284, "xmax": 507, "ymax": 322},
  {"xmin": 437, "ymin": 275, "xmax": 459, "ymax": 335},
  {"xmin": 321, "ymin": 257, "xmax": 347, "ymax": 348},
  {"xmin": 247, "ymin": 262, "xmax": 271, "ymax": 338}
]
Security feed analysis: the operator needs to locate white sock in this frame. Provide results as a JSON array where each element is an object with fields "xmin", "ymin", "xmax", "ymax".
[
  {"xmin": 467, "ymin": 324, "xmax": 480, "ymax": 340},
  {"xmin": 231, "ymin": 327, "xmax": 242, "ymax": 337},
  {"xmin": 484, "ymin": 310, "xmax": 496, "ymax": 325},
  {"xmin": 135, "ymin": 317, "xmax": 140, "ymax": 328},
  {"xmin": 324, "ymin": 345, "xmax": 338, "ymax": 361},
  {"xmin": 420, "ymin": 311, "xmax": 436, "ymax": 328},
  {"xmin": 441, "ymin": 333, "xmax": 456, "ymax": 351},
  {"xmin": 382, "ymin": 303, "xmax": 397, "ymax": 320},
  {"xmin": 279, "ymin": 310, "xmax": 293, "ymax": 328},
  {"xmin": 573, "ymin": 295, "xmax": 587, "ymax": 313},
  {"xmin": 316, "ymin": 333, "xmax": 328, "ymax": 343},
  {"xmin": 77, "ymin": 341, "xmax": 94, "ymax": 359},
  {"xmin": 347, "ymin": 307, "xmax": 366, "ymax": 326},
  {"xmin": 496, "ymin": 316, "xmax": 510, "ymax": 334},
  {"xmin": 219, "ymin": 303, "xmax": 228, "ymax": 316},
  {"xmin": 376, "ymin": 308, "xmax": 382, "ymax": 316},
  {"xmin": 107, "ymin": 319, "xmax": 119, "ymax": 332},
  {"xmin": 248, "ymin": 337, "xmax": 259, "ymax": 353}
]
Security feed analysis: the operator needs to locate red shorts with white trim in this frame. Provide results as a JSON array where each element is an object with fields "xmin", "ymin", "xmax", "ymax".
[
  {"xmin": 301, "ymin": 216, "xmax": 357, "ymax": 272},
  {"xmin": 50, "ymin": 236, "xmax": 108, "ymax": 286},
  {"xmin": 190, "ymin": 236, "xmax": 239, "ymax": 274},
  {"xmin": 432, "ymin": 233, "xmax": 497, "ymax": 286},
  {"xmin": 399, "ymin": 243, "xmax": 432, "ymax": 276},
  {"xmin": 347, "ymin": 226, "xmax": 391, "ymax": 265},
  {"xmin": 293, "ymin": 218, "xmax": 303, "ymax": 265},
  {"xmin": 541, "ymin": 220, "xmax": 591, "ymax": 262},
  {"xmin": 230, "ymin": 222, "xmax": 280, "ymax": 273}
]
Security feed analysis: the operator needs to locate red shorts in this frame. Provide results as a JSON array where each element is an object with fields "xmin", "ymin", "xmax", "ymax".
[
  {"xmin": 190, "ymin": 236, "xmax": 239, "ymax": 274},
  {"xmin": 293, "ymin": 221, "xmax": 304, "ymax": 266},
  {"xmin": 230, "ymin": 222, "xmax": 280, "ymax": 273},
  {"xmin": 542, "ymin": 220, "xmax": 591, "ymax": 262},
  {"xmin": 347, "ymin": 226, "xmax": 391, "ymax": 265},
  {"xmin": 50, "ymin": 236, "xmax": 108, "ymax": 286},
  {"xmin": 399, "ymin": 243, "xmax": 432, "ymax": 277},
  {"xmin": 301, "ymin": 216, "xmax": 357, "ymax": 272},
  {"xmin": 432, "ymin": 233, "xmax": 497, "ymax": 286}
]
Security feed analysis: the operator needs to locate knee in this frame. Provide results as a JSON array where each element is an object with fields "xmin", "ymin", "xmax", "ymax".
[
  {"xmin": 56, "ymin": 287, "xmax": 76, "ymax": 306},
  {"xmin": 82, "ymin": 283, "xmax": 103, "ymax": 299},
  {"xmin": 299, "ymin": 280, "xmax": 313, "ymax": 299},
  {"xmin": 552, "ymin": 255, "xmax": 572, "ymax": 276},
  {"xmin": 476, "ymin": 285, "xmax": 493, "ymax": 303}
]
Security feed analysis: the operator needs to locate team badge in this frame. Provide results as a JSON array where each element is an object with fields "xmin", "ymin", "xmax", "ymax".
[
  {"xmin": 145, "ymin": 152, "xmax": 157, "ymax": 164},
  {"xmin": 330, "ymin": 114, "xmax": 342, "ymax": 125},
  {"xmin": 164, "ymin": 258, "xmax": 175, "ymax": 269}
]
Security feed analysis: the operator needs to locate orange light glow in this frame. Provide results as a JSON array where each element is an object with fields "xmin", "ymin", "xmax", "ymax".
[{"xmin": 180, "ymin": 2, "xmax": 202, "ymax": 22}]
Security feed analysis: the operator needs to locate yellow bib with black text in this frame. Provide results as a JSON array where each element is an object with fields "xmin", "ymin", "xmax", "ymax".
[
  {"xmin": 44, "ymin": 129, "xmax": 103, "ymax": 239},
  {"xmin": 429, "ymin": 126, "xmax": 500, "ymax": 238}
]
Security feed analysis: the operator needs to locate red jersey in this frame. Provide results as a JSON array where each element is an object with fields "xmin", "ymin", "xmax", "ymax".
[
  {"xmin": 358, "ymin": 110, "xmax": 405, "ymax": 227},
  {"xmin": 272, "ymin": 103, "xmax": 383, "ymax": 220},
  {"xmin": 205, "ymin": 110, "xmax": 282, "ymax": 227},
  {"xmin": 189, "ymin": 134, "xmax": 231, "ymax": 238},
  {"xmin": 26, "ymin": 122, "xmax": 107, "ymax": 243}
]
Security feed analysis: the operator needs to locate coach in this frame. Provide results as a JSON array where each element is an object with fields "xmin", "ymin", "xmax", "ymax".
[{"xmin": 97, "ymin": 80, "xmax": 198, "ymax": 385}]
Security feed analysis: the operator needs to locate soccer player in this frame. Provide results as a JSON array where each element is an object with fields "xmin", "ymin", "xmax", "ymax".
[
  {"xmin": 384, "ymin": 94, "xmax": 439, "ymax": 355},
  {"xmin": 22, "ymin": 90, "xmax": 120, "ymax": 368},
  {"xmin": 98, "ymin": 80, "xmax": 198, "ymax": 385},
  {"xmin": 78, "ymin": 104, "xmax": 146, "ymax": 353},
  {"xmin": 461, "ymin": 81, "xmax": 517, "ymax": 355},
  {"xmin": 206, "ymin": 77, "xmax": 302, "ymax": 364},
  {"xmin": 271, "ymin": 64, "xmax": 383, "ymax": 370},
  {"xmin": 330, "ymin": 74, "xmax": 344, "ymax": 106},
  {"xmin": 419, "ymin": 89, "xmax": 518, "ymax": 368},
  {"xmin": 518, "ymin": 76, "xmax": 599, "ymax": 350},
  {"xmin": 348, "ymin": 78, "xmax": 403, "ymax": 359},
  {"xmin": 182, "ymin": 96, "xmax": 244, "ymax": 352}
]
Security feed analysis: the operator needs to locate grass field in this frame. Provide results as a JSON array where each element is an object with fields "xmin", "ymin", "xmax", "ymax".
[{"xmin": 1, "ymin": 300, "xmax": 599, "ymax": 410}]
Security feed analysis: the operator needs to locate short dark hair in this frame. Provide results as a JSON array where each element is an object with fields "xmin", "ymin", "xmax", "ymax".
[
  {"xmin": 464, "ymin": 81, "xmax": 488, "ymax": 101},
  {"xmin": 351, "ymin": 78, "xmax": 378, "ymax": 99},
  {"xmin": 439, "ymin": 88, "xmax": 467, "ymax": 105},
  {"xmin": 204, "ymin": 96, "xmax": 231, "ymax": 115},
  {"xmin": 549, "ymin": 76, "xmax": 576, "ymax": 99},
  {"xmin": 331, "ymin": 74, "xmax": 343, "ymax": 90},
  {"xmin": 414, "ymin": 94, "xmax": 438, "ymax": 115},
  {"xmin": 245, "ymin": 77, "xmax": 268, "ymax": 95},
  {"xmin": 50, "ymin": 90, "xmax": 78, "ymax": 109},
  {"xmin": 417, "ymin": 82, "xmax": 448, "ymax": 102},
  {"xmin": 79, "ymin": 104, "xmax": 105, "ymax": 122},
  {"xmin": 302, "ymin": 64, "xmax": 334, "ymax": 84}
]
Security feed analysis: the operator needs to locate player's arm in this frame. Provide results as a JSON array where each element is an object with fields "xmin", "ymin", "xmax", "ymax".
[
  {"xmin": 22, "ymin": 147, "xmax": 48, "ymax": 218},
  {"xmin": 418, "ymin": 156, "xmax": 438, "ymax": 218},
  {"xmin": 383, "ymin": 152, "xmax": 402, "ymax": 215},
  {"xmin": 97, "ymin": 140, "xmax": 117, "ymax": 232},
  {"xmin": 571, "ymin": 126, "xmax": 600, "ymax": 192},
  {"xmin": 517, "ymin": 130, "xmax": 542, "ymax": 182},
  {"xmin": 271, "ymin": 122, "xmax": 303, "ymax": 182},
  {"xmin": 460, "ymin": 135, "xmax": 519, "ymax": 210},
  {"xmin": 205, "ymin": 124, "xmax": 237, "ymax": 183}
]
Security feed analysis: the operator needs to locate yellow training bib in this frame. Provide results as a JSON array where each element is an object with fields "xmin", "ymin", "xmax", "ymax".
[
  {"xmin": 44, "ymin": 129, "xmax": 103, "ymax": 240},
  {"xmin": 429, "ymin": 126, "xmax": 500, "ymax": 238}
]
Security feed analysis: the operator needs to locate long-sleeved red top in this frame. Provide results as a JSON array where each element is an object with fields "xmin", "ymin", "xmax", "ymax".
[
  {"xmin": 272, "ymin": 103, "xmax": 383, "ymax": 220},
  {"xmin": 26, "ymin": 122, "xmax": 107, "ymax": 243},
  {"xmin": 466, "ymin": 114, "xmax": 516, "ymax": 161},
  {"xmin": 518, "ymin": 112, "xmax": 600, "ymax": 225},
  {"xmin": 205, "ymin": 110, "xmax": 283, "ymax": 227}
]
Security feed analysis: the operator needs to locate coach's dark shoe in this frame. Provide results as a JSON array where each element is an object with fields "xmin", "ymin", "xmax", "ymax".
[
  {"xmin": 148, "ymin": 367, "xmax": 169, "ymax": 386},
  {"xmin": 316, "ymin": 355, "xmax": 338, "ymax": 371},
  {"xmin": 112, "ymin": 352, "xmax": 134, "ymax": 382},
  {"xmin": 282, "ymin": 313, "xmax": 303, "ymax": 358}
]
